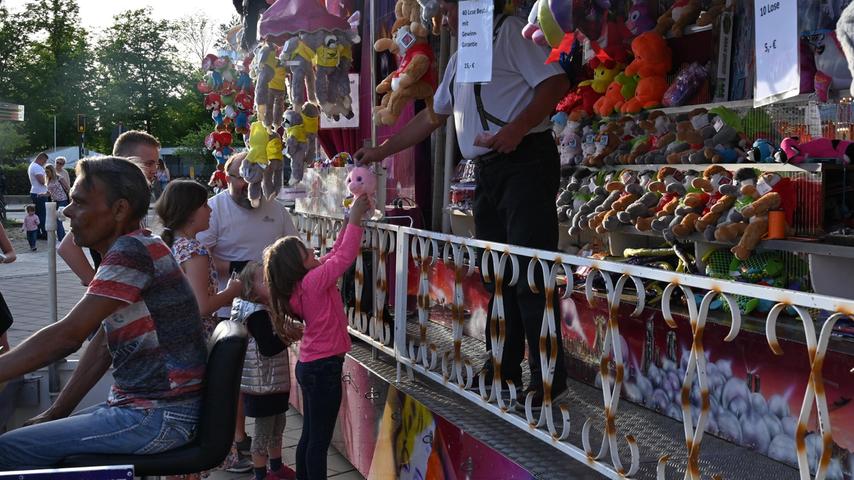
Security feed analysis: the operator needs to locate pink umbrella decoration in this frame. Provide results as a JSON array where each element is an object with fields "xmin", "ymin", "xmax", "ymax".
[{"xmin": 260, "ymin": 0, "xmax": 351, "ymax": 43}]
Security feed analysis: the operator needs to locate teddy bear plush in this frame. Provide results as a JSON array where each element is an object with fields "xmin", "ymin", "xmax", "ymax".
[
  {"xmin": 343, "ymin": 166, "xmax": 378, "ymax": 213},
  {"xmin": 697, "ymin": 0, "xmax": 726, "ymax": 27},
  {"xmin": 279, "ymin": 35, "xmax": 317, "ymax": 112},
  {"xmin": 302, "ymin": 103, "xmax": 320, "ymax": 165},
  {"xmin": 284, "ymin": 109, "xmax": 308, "ymax": 185},
  {"xmin": 374, "ymin": 20, "xmax": 437, "ymax": 126},
  {"xmin": 263, "ymin": 133, "xmax": 285, "ymax": 200},
  {"xmin": 242, "ymin": 121, "xmax": 270, "ymax": 207},
  {"xmin": 621, "ymin": 31, "xmax": 672, "ymax": 113},
  {"xmin": 714, "ymin": 168, "xmax": 758, "ymax": 243},
  {"xmin": 254, "ymin": 40, "xmax": 288, "ymax": 132},
  {"xmin": 587, "ymin": 122, "xmax": 622, "ymax": 167},
  {"xmin": 650, "ymin": 167, "xmax": 689, "ymax": 232},
  {"xmin": 655, "ymin": 0, "xmax": 702, "ymax": 38},
  {"xmin": 306, "ymin": 30, "xmax": 346, "ymax": 118}
]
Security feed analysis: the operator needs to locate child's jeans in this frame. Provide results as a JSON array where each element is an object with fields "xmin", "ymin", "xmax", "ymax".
[
  {"xmin": 295, "ymin": 356, "xmax": 344, "ymax": 480},
  {"xmin": 26, "ymin": 230, "xmax": 37, "ymax": 249}
]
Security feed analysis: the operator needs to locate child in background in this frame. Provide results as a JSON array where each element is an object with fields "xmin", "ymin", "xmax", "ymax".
[
  {"xmin": 232, "ymin": 261, "xmax": 299, "ymax": 480},
  {"xmin": 22, "ymin": 205, "xmax": 40, "ymax": 252},
  {"xmin": 263, "ymin": 195, "xmax": 369, "ymax": 480}
]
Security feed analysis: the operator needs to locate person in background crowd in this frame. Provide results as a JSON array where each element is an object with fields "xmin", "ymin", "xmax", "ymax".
[
  {"xmin": 355, "ymin": 0, "xmax": 570, "ymax": 410},
  {"xmin": 28, "ymin": 152, "xmax": 49, "ymax": 240},
  {"xmin": 264, "ymin": 195, "xmax": 370, "ymax": 480},
  {"xmin": 22, "ymin": 205, "xmax": 40, "ymax": 252},
  {"xmin": 232, "ymin": 262, "xmax": 298, "ymax": 480},
  {"xmin": 58, "ymin": 130, "xmax": 161, "ymax": 285},
  {"xmin": 154, "ymin": 158, "xmax": 171, "ymax": 200},
  {"xmin": 209, "ymin": 163, "xmax": 227, "ymax": 194},
  {"xmin": 156, "ymin": 180, "xmax": 242, "ymax": 338},
  {"xmin": 55, "ymin": 157, "xmax": 71, "ymax": 189},
  {"xmin": 0, "ymin": 222, "xmax": 16, "ymax": 355},
  {"xmin": 45, "ymin": 164, "xmax": 67, "ymax": 242},
  {"xmin": 198, "ymin": 151, "xmax": 299, "ymax": 472},
  {"xmin": 0, "ymin": 157, "xmax": 207, "ymax": 469}
]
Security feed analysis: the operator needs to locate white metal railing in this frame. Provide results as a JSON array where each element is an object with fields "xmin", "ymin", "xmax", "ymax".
[{"xmin": 294, "ymin": 212, "xmax": 854, "ymax": 480}]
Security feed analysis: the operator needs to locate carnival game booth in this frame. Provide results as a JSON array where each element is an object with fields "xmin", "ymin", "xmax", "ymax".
[
  {"xmin": 232, "ymin": 0, "xmax": 854, "ymax": 478},
  {"xmin": 5, "ymin": 0, "xmax": 854, "ymax": 478}
]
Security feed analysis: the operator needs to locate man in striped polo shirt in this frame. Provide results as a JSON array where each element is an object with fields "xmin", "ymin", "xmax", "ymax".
[{"xmin": 0, "ymin": 157, "xmax": 208, "ymax": 469}]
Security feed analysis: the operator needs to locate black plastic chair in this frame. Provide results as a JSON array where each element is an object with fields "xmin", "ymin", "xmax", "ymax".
[{"xmin": 60, "ymin": 321, "xmax": 248, "ymax": 476}]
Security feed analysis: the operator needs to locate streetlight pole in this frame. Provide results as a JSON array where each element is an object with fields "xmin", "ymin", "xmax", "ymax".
[{"xmin": 53, "ymin": 114, "xmax": 57, "ymax": 152}]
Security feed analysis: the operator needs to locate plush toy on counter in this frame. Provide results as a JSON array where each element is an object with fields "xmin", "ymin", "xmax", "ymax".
[
  {"xmin": 690, "ymin": 165, "xmax": 735, "ymax": 239},
  {"xmin": 654, "ymin": 0, "xmax": 701, "ymax": 38},
  {"xmin": 568, "ymin": 171, "xmax": 612, "ymax": 235},
  {"xmin": 594, "ymin": 78, "xmax": 628, "ymax": 117},
  {"xmin": 625, "ymin": 0, "xmax": 656, "ymax": 36},
  {"xmin": 374, "ymin": 19, "xmax": 437, "ymax": 126},
  {"xmin": 658, "ymin": 170, "xmax": 706, "ymax": 236},
  {"xmin": 665, "ymin": 120, "xmax": 704, "ymax": 164},
  {"xmin": 558, "ymin": 111, "xmax": 586, "ymax": 167},
  {"xmin": 617, "ymin": 170, "xmax": 661, "ymax": 226},
  {"xmin": 254, "ymin": 40, "xmax": 288, "ymax": 132},
  {"xmin": 637, "ymin": 167, "xmax": 683, "ymax": 232},
  {"xmin": 746, "ymin": 139, "xmax": 778, "ymax": 163},
  {"xmin": 586, "ymin": 122, "xmax": 622, "ymax": 167},
  {"xmin": 343, "ymin": 166, "xmax": 378, "ymax": 214},
  {"xmin": 714, "ymin": 167, "xmax": 758, "ymax": 242},
  {"xmin": 728, "ymin": 172, "xmax": 796, "ymax": 260},
  {"xmin": 621, "ymin": 31, "xmax": 672, "ymax": 113},
  {"xmin": 696, "ymin": 0, "xmax": 726, "ymax": 26},
  {"xmin": 776, "ymin": 136, "xmax": 854, "ymax": 164},
  {"xmin": 600, "ymin": 171, "xmax": 643, "ymax": 232}
]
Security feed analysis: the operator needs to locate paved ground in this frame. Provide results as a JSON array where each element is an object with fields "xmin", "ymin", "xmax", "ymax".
[{"xmin": 1, "ymin": 206, "xmax": 362, "ymax": 479}]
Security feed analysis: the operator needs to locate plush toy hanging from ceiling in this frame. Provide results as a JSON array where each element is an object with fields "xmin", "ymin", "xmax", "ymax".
[
  {"xmin": 373, "ymin": 16, "xmax": 437, "ymax": 126},
  {"xmin": 523, "ymin": 0, "xmax": 611, "ymax": 48},
  {"xmin": 253, "ymin": 40, "xmax": 288, "ymax": 133},
  {"xmin": 259, "ymin": 0, "xmax": 358, "ymax": 120}
]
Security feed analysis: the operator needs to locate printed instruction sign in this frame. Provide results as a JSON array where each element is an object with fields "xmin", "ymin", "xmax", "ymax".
[
  {"xmin": 456, "ymin": 0, "xmax": 493, "ymax": 83},
  {"xmin": 753, "ymin": 0, "xmax": 799, "ymax": 106}
]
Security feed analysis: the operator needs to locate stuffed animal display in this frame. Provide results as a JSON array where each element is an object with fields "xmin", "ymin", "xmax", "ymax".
[
  {"xmin": 374, "ymin": 18, "xmax": 438, "ymax": 125},
  {"xmin": 199, "ymin": 53, "xmax": 254, "ymax": 163}
]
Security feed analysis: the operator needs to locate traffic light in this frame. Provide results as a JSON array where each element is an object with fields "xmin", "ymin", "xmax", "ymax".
[{"xmin": 77, "ymin": 114, "xmax": 86, "ymax": 134}]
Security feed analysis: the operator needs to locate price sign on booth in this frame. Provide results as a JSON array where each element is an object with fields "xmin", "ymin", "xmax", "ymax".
[
  {"xmin": 457, "ymin": 0, "xmax": 493, "ymax": 83},
  {"xmin": 753, "ymin": 0, "xmax": 799, "ymax": 106}
]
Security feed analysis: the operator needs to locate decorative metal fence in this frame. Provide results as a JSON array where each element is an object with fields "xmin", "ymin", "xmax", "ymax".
[{"xmin": 293, "ymin": 212, "xmax": 854, "ymax": 480}]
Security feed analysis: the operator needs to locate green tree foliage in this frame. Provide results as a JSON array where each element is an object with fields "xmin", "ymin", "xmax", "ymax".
[
  {"xmin": 0, "ymin": 1, "xmax": 221, "ymax": 161},
  {"xmin": 0, "ymin": 123, "xmax": 30, "ymax": 163},
  {"xmin": 0, "ymin": 0, "xmax": 92, "ymax": 153}
]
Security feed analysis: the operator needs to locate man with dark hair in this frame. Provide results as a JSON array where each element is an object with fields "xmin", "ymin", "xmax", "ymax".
[
  {"xmin": 0, "ymin": 157, "xmax": 207, "ymax": 469},
  {"xmin": 28, "ymin": 152, "xmax": 50, "ymax": 240},
  {"xmin": 356, "ymin": 1, "xmax": 570, "ymax": 408}
]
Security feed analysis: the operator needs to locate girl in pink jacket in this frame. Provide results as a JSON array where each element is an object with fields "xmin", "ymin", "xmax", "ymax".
[{"xmin": 263, "ymin": 196, "xmax": 369, "ymax": 480}]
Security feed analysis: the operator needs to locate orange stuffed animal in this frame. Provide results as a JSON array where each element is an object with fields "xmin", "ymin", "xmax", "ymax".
[
  {"xmin": 621, "ymin": 32, "xmax": 672, "ymax": 113},
  {"xmin": 594, "ymin": 81, "xmax": 625, "ymax": 117}
]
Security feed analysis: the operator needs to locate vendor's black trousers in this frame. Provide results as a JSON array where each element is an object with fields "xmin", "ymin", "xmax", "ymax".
[{"xmin": 473, "ymin": 131, "xmax": 567, "ymax": 391}]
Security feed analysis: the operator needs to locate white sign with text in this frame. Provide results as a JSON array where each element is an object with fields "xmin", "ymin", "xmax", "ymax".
[
  {"xmin": 754, "ymin": 0, "xmax": 799, "ymax": 106},
  {"xmin": 456, "ymin": 0, "xmax": 493, "ymax": 83}
]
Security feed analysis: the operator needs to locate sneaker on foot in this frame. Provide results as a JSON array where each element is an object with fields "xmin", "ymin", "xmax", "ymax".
[
  {"xmin": 235, "ymin": 435, "xmax": 252, "ymax": 456},
  {"xmin": 267, "ymin": 465, "xmax": 297, "ymax": 480},
  {"xmin": 222, "ymin": 445, "xmax": 253, "ymax": 473},
  {"xmin": 30, "ymin": 247, "xmax": 37, "ymax": 252}
]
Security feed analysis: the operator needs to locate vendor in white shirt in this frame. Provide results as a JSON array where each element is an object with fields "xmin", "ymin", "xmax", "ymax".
[{"xmin": 355, "ymin": 0, "xmax": 570, "ymax": 409}]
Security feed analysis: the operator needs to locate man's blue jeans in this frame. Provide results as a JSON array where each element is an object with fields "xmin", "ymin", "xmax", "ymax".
[
  {"xmin": 29, "ymin": 194, "xmax": 47, "ymax": 238},
  {"xmin": 0, "ymin": 401, "xmax": 200, "ymax": 470}
]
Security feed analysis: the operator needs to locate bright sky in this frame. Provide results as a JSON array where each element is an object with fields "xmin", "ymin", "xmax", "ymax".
[{"xmin": 8, "ymin": 0, "xmax": 237, "ymax": 29}]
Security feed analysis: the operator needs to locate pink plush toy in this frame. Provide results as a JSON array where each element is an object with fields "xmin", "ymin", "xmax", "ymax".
[
  {"xmin": 344, "ymin": 165, "xmax": 377, "ymax": 213},
  {"xmin": 776, "ymin": 136, "xmax": 854, "ymax": 164}
]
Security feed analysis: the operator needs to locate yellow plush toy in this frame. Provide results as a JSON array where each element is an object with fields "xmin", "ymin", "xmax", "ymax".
[{"xmin": 242, "ymin": 121, "xmax": 270, "ymax": 207}]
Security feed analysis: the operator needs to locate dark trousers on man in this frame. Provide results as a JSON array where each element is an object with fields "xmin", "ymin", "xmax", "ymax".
[
  {"xmin": 472, "ymin": 131, "xmax": 567, "ymax": 392},
  {"xmin": 30, "ymin": 194, "xmax": 47, "ymax": 239}
]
